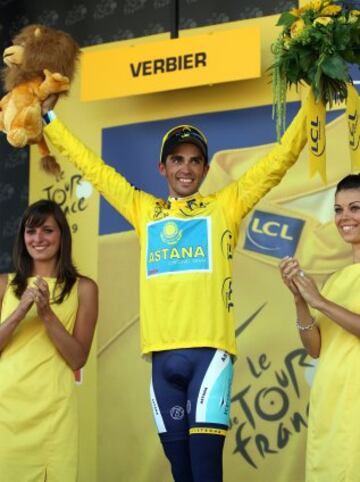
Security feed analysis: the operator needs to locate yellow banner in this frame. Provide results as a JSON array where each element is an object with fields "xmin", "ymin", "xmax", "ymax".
[
  {"xmin": 306, "ymin": 91, "xmax": 327, "ymax": 183},
  {"xmin": 81, "ymin": 28, "xmax": 261, "ymax": 100},
  {"xmin": 347, "ymin": 83, "xmax": 360, "ymax": 171}
]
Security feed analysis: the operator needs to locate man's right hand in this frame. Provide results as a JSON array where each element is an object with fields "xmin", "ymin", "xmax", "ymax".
[{"xmin": 41, "ymin": 94, "xmax": 59, "ymax": 115}]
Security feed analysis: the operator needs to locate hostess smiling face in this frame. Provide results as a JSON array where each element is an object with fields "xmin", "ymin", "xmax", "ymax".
[{"xmin": 334, "ymin": 174, "xmax": 360, "ymax": 249}]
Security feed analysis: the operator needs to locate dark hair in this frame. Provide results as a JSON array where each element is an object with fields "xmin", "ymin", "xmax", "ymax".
[
  {"xmin": 335, "ymin": 173, "xmax": 360, "ymax": 194},
  {"xmin": 11, "ymin": 199, "xmax": 79, "ymax": 303}
]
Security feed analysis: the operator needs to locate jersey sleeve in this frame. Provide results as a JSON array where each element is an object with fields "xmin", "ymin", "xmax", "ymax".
[
  {"xmin": 44, "ymin": 118, "xmax": 157, "ymax": 234},
  {"xmin": 217, "ymin": 105, "xmax": 307, "ymax": 224}
]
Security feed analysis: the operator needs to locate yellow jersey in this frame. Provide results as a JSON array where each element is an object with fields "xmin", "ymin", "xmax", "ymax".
[{"xmin": 44, "ymin": 108, "xmax": 306, "ymax": 355}]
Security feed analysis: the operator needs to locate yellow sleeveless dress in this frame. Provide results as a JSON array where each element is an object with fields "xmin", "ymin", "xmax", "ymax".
[
  {"xmin": 306, "ymin": 264, "xmax": 360, "ymax": 482},
  {"xmin": 0, "ymin": 276, "xmax": 79, "ymax": 482}
]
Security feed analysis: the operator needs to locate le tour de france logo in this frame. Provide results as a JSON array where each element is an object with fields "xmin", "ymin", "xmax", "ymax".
[
  {"xmin": 43, "ymin": 173, "xmax": 93, "ymax": 234},
  {"xmin": 244, "ymin": 210, "xmax": 304, "ymax": 259},
  {"xmin": 230, "ymin": 347, "xmax": 314, "ymax": 470}
]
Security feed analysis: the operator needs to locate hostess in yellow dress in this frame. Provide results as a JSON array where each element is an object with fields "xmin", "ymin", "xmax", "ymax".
[
  {"xmin": 0, "ymin": 276, "xmax": 79, "ymax": 482},
  {"xmin": 306, "ymin": 264, "xmax": 360, "ymax": 482}
]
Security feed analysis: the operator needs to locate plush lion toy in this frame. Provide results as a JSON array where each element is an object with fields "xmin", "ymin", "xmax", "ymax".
[{"xmin": 0, "ymin": 24, "xmax": 80, "ymax": 175}]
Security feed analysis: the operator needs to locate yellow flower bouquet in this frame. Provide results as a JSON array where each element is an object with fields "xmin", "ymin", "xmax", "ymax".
[{"xmin": 272, "ymin": 0, "xmax": 360, "ymax": 139}]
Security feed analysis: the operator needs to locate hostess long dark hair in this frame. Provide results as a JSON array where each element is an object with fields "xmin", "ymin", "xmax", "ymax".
[
  {"xmin": 336, "ymin": 173, "xmax": 360, "ymax": 193},
  {"xmin": 11, "ymin": 199, "xmax": 79, "ymax": 303}
]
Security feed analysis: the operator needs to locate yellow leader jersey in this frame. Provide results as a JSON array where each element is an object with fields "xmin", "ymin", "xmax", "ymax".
[{"xmin": 44, "ymin": 108, "xmax": 306, "ymax": 355}]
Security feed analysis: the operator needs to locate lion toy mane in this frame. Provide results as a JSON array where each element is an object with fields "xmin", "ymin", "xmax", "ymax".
[{"xmin": 0, "ymin": 24, "xmax": 80, "ymax": 175}]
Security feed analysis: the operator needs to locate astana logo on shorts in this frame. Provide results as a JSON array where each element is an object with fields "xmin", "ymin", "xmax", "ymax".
[{"xmin": 160, "ymin": 221, "xmax": 183, "ymax": 245}]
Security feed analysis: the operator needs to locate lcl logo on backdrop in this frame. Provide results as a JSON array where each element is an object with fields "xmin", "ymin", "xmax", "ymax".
[{"xmin": 244, "ymin": 210, "xmax": 304, "ymax": 258}]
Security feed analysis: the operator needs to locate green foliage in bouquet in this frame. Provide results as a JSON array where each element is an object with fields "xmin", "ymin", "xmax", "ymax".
[{"xmin": 271, "ymin": 0, "xmax": 360, "ymax": 139}]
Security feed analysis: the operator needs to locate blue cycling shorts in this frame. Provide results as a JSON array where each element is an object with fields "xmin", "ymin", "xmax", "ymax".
[{"xmin": 150, "ymin": 348, "xmax": 233, "ymax": 441}]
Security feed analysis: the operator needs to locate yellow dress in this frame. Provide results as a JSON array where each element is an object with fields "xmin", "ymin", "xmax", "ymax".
[
  {"xmin": 0, "ymin": 276, "xmax": 79, "ymax": 482},
  {"xmin": 306, "ymin": 264, "xmax": 360, "ymax": 482}
]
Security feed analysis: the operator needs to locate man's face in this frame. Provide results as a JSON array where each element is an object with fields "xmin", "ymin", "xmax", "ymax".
[{"xmin": 159, "ymin": 143, "xmax": 209, "ymax": 198}]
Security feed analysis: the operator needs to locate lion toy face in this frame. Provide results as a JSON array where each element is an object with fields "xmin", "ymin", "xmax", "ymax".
[
  {"xmin": 2, "ymin": 24, "xmax": 80, "ymax": 91},
  {"xmin": 0, "ymin": 25, "xmax": 80, "ymax": 175}
]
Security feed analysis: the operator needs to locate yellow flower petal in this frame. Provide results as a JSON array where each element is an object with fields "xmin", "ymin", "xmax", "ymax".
[
  {"xmin": 313, "ymin": 16, "xmax": 334, "ymax": 26},
  {"xmin": 290, "ymin": 7, "xmax": 302, "ymax": 17},
  {"xmin": 320, "ymin": 5, "xmax": 342, "ymax": 16},
  {"xmin": 303, "ymin": 0, "xmax": 323, "ymax": 12},
  {"xmin": 290, "ymin": 18, "xmax": 305, "ymax": 38}
]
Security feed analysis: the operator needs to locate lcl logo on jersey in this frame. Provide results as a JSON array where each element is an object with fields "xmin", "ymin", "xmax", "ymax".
[{"xmin": 244, "ymin": 210, "xmax": 304, "ymax": 258}]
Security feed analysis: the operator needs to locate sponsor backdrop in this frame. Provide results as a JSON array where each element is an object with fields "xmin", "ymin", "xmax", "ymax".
[{"xmin": 12, "ymin": 2, "xmax": 357, "ymax": 482}]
